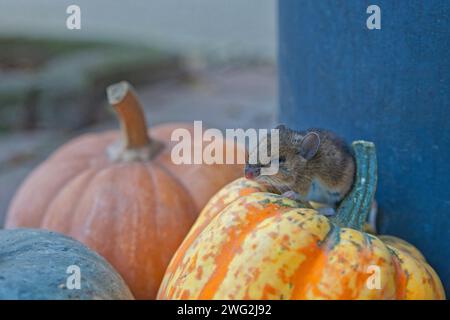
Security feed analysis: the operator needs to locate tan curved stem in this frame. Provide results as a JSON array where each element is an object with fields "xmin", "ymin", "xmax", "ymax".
[{"xmin": 107, "ymin": 81, "xmax": 150, "ymax": 149}]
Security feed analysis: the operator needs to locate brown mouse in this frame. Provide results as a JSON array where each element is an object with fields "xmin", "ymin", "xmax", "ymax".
[{"xmin": 244, "ymin": 125, "xmax": 356, "ymax": 214}]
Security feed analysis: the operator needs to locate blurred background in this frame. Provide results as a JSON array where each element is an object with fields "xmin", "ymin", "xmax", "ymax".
[{"xmin": 0, "ymin": 0, "xmax": 277, "ymax": 224}]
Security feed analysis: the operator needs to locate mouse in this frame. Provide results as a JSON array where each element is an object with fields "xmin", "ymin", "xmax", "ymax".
[{"xmin": 244, "ymin": 125, "xmax": 356, "ymax": 216}]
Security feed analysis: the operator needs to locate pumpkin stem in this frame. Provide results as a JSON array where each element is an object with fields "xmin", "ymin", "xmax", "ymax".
[
  {"xmin": 107, "ymin": 81, "xmax": 150, "ymax": 149},
  {"xmin": 330, "ymin": 140, "xmax": 377, "ymax": 231},
  {"xmin": 107, "ymin": 81, "xmax": 162, "ymax": 162}
]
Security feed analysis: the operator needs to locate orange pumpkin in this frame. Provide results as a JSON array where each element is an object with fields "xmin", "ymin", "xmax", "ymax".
[
  {"xmin": 6, "ymin": 81, "xmax": 243, "ymax": 299},
  {"xmin": 157, "ymin": 142, "xmax": 445, "ymax": 300}
]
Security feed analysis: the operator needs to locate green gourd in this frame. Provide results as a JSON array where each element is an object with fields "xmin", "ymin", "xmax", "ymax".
[{"xmin": 0, "ymin": 229, "xmax": 133, "ymax": 300}]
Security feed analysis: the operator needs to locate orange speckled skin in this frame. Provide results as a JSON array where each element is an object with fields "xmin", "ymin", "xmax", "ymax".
[
  {"xmin": 157, "ymin": 178, "xmax": 445, "ymax": 300},
  {"xmin": 6, "ymin": 123, "xmax": 243, "ymax": 300}
]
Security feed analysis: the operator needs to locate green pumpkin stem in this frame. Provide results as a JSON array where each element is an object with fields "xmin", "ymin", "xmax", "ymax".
[{"xmin": 330, "ymin": 140, "xmax": 377, "ymax": 231}]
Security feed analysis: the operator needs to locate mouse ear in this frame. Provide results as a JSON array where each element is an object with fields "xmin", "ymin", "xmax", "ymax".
[
  {"xmin": 275, "ymin": 124, "xmax": 288, "ymax": 131},
  {"xmin": 299, "ymin": 132, "xmax": 320, "ymax": 160}
]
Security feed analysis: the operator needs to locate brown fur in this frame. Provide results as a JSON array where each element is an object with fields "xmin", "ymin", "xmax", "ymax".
[{"xmin": 246, "ymin": 126, "xmax": 355, "ymax": 205}]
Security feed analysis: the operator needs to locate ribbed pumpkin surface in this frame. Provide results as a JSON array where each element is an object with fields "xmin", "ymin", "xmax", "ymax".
[{"xmin": 158, "ymin": 178, "xmax": 445, "ymax": 300}]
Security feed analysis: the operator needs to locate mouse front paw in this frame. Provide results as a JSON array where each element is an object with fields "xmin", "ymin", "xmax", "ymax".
[
  {"xmin": 281, "ymin": 191, "xmax": 302, "ymax": 201},
  {"xmin": 317, "ymin": 207, "xmax": 337, "ymax": 217}
]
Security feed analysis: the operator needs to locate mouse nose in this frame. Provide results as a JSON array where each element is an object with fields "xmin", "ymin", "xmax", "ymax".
[{"xmin": 244, "ymin": 166, "xmax": 261, "ymax": 179}]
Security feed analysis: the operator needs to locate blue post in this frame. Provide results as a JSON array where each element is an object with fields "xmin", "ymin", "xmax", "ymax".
[{"xmin": 278, "ymin": 0, "xmax": 449, "ymax": 296}]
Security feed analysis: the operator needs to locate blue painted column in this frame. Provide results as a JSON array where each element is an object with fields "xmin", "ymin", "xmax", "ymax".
[{"xmin": 278, "ymin": 0, "xmax": 449, "ymax": 296}]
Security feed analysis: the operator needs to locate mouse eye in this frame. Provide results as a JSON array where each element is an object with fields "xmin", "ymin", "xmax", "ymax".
[{"xmin": 278, "ymin": 156, "xmax": 286, "ymax": 163}]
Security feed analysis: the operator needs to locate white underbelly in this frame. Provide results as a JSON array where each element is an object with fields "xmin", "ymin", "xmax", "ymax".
[{"xmin": 306, "ymin": 179, "xmax": 341, "ymax": 206}]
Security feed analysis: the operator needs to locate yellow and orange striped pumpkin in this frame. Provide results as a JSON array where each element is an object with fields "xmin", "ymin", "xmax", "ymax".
[{"xmin": 158, "ymin": 142, "xmax": 445, "ymax": 300}]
